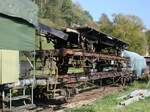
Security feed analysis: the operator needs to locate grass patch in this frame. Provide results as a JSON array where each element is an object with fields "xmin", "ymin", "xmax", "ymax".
[
  {"xmin": 68, "ymin": 67, "xmax": 84, "ymax": 74},
  {"xmin": 66, "ymin": 81, "xmax": 150, "ymax": 112}
]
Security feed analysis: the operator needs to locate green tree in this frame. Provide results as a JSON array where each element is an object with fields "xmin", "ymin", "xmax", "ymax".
[
  {"xmin": 112, "ymin": 14, "xmax": 147, "ymax": 55},
  {"xmin": 72, "ymin": 3, "xmax": 97, "ymax": 28},
  {"xmin": 145, "ymin": 30, "xmax": 150, "ymax": 55},
  {"xmin": 61, "ymin": 0, "xmax": 73, "ymax": 26},
  {"xmin": 98, "ymin": 13, "xmax": 113, "ymax": 34},
  {"xmin": 84, "ymin": 10, "xmax": 93, "ymax": 20}
]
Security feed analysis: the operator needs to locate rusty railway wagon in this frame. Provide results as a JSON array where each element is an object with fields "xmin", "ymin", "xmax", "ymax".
[{"xmin": 30, "ymin": 25, "xmax": 132, "ymax": 103}]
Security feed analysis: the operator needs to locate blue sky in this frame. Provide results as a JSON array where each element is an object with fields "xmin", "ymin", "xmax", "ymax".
[{"xmin": 73, "ymin": 0, "xmax": 150, "ymax": 29}]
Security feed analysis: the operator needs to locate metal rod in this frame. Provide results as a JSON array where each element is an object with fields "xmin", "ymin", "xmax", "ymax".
[
  {"xmin": 26, "ymin": 57, "xmax": 34, "ymax": 69},
  {"xmin": 2, "ymin": 90, "xmax": 5, "ymax": 111},
  {"xmin": 23, "ymin": 87, "xmax": 26, "ymax": 96},
  {"xmin": 31, "ymin": 49, "xmax": 36, "ymax": 105},
  {"xmin": 9, "ymin": 89, "xmax": 12, "ymax": 110}
]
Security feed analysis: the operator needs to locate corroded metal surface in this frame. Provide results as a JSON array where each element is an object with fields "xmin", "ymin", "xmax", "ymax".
[{"xmin": 36, "ymin": 49, "xmax": 128, "ymax": 61}]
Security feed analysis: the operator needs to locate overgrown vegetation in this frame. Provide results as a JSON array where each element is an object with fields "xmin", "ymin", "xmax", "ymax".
[
  {"xmin": 65, "ymin": 81, "xmax": 150, "ymax": 112},
  {"xmin": 145, "ymin": 30, "xmax": 150, "ymax": 55},
  {"xmin": 35, "ymin": 0, "xmax": 96, "ymax": 28},
  {"xmin": 34, "ymin": 0, "xmax": 149, "ymax": 55}
]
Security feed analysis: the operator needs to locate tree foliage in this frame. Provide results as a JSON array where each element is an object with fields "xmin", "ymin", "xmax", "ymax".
[
  {"xmin": 145, "ymin": 30, "xmax": 150, "ymax": 55},
  {"xmin": 112, "ymin": 14, "xmax": 147, "ymax": 55},
  {"xmin": 35, "ymin": 0, "xmax": 95, "ymax": 28},
  {"xmin": 98, "ymin": 13, "xmax": 147, "ymax": 55},
  {"xmin": 98, "ymin": 13, "xmax": 112, "ymax": 34}
]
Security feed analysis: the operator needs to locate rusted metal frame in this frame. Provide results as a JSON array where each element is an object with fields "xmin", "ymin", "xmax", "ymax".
[
  {"xmin": 46, "ymin": 49, "xmax": 127, "ymax": 61},
  {"xmin": 58, "ymin": 71, "xmax": 129, "ymax": 85},
  {"xmin": 35, "ymin": 49, "xmax": 127, "ymax": 63},
  {"xmin": 61, "ymin": 71, "xmax": 130, "ymax": 93}
]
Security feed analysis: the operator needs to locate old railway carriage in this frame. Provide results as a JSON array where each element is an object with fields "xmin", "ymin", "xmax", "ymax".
[
  {"xmin": 0, "ymin": 0, "xmax": 38, "ymax": 111},
  {"xmin": 34, "ymin": 25, "xmax": 132, "ymax": 101}
]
